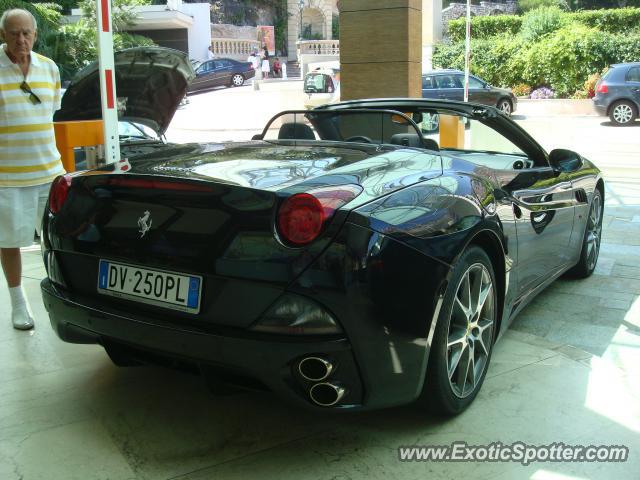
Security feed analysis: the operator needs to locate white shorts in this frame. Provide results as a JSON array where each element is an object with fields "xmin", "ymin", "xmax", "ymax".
[{"xmin": 0, "ymin": 184, "xmax": 51, "ymax": 248}]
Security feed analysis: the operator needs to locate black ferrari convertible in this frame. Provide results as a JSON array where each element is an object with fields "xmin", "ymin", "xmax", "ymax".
[{"xmin": 41, "ymin": 95, "xmax": 603, "ymax": 415}]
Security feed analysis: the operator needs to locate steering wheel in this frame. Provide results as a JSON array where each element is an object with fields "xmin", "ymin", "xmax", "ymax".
[{"xmin": 345, "ymin": 135, "xmax": 373, "ymax": 144}]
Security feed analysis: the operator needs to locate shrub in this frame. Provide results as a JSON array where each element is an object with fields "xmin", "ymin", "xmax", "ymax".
[
  {"xmin": 530, "ymin": 87, "xmax": 555, "ymax": 99},
  {"xmin": 573, "ymin": 8, "xmax": 640, "ymax": 35},
  {"xmin": 521, "ymin": 6, "xmax": 569, "ymax": 42},
  {"xmin": 512, "ymin": 84, "xmax": 532, "ymax": 97},
  {"xmin": 519, "ymin": 0, "xmax": 568, "ymax": 13},
  {"xmin": 583, "ymin": 72, "xmax": 601, "ymax": 98},
  {"xmin": 571, "ymin": 90, "xmax": 589, "ymax": 99},
  {"xmin": 436, "ymin": 13, "xmax": 640, "ymax": 98},
  {"xmin": 447, "ymin": 15, "xmax": 522, "ymax": 43}
]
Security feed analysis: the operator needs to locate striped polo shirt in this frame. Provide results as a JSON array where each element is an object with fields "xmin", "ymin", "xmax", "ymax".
[{"xmin": 0, "ymin": 44, "xmax": 64, "ymax": 187}]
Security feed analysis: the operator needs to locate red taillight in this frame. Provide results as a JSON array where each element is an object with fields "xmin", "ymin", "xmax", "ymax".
[
  {"xmin": 277, "ymin": 185, "xmax": 362, "ymax": 247},
  {"xmin": 49, "ymin": 174, "xmax": 73, "ymax": 214},
  {"xmin": 596, "ymin": 82, "xmax": 608, "ymax": 94}
]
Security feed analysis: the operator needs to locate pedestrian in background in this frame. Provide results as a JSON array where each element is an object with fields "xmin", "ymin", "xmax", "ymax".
[
  {"xmin": 261, "ymin": 56, "xmax": 270, "ymax": 79},
  {"xmin": 248, "ymin": 50, "xmax": 261, "ymax": 80},
  {"xmin": 207, "ymin": 45, "xmax": 215, "ymax": 60},
  {"xmin": 0, "ymin": 8, "xmax": 63, "ymax": 330},
  {"xmin": 272, "ymin": 57, "xmax": 281, "ymax": 78}
]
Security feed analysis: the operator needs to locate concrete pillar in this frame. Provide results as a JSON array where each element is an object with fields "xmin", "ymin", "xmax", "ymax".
[{"xmin": 340, "ymin": 0, "xmax": 422, "ymax": 100}]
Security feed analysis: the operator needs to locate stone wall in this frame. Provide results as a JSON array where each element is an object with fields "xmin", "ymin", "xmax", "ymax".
[
  {"xmin": 211, "ymin": 24, "xmax": 257, "ymax": 40},
  {"xmin": 442, "ymin": 1, "xmax": 517, "ymax": 23}
]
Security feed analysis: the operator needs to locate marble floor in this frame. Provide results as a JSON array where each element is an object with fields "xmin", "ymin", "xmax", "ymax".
[{"xmin": 0, "ymin": 181, "xmax": 638, "ymax": 480}]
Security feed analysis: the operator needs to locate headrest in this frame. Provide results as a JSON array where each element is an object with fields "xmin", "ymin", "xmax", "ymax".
[{"xmin": 278, "ymin": 122, "xmax": 316, "ymax": 140}]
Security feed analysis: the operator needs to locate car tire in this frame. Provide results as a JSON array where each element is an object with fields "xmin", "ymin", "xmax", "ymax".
[
  {"xmin": 566, "ymin": 189, "xmax": 603, "ymax": 279},
  {"xmin": 609, "ymin": 100, "xmax": 637, "ymax": 125},
  {"xmin": 418, "ymin": 246, "xmax": 497, "ymax": 415},
  {"xmin": 497, "ymin": 99, "xmax": 512, "ymax": 116},
  {"xmin": 231, "ymin": 74, "xmax": 245, "ymax": 87}
]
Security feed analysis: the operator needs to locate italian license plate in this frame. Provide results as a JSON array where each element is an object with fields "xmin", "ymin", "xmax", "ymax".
[{"xmin": 98, "ymin": 260, "xmax": 202, "ymax": 314}]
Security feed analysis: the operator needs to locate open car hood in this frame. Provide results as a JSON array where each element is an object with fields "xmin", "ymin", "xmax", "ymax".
[{"xmin": 54, "ymin": 47, "xmax": 195, "ymax": 135}]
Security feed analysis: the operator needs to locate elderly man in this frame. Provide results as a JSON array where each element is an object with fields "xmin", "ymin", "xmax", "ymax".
[{"xmin": 0, "ymin": 9, "xmax": 63, "ymax": 330}]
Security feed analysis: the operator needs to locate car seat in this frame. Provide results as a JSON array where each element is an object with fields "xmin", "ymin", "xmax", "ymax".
[
  {"xmin": 390, "ymin": 133, "xmax": 439, "ymax": 151},
  {"xmin": 278, "ymin": 122, "xmax": 316, "ymax": 140}
]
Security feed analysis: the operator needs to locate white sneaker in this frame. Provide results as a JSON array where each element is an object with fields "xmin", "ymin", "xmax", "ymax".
[{"xmin": 12, "ymin": 308, "xmax": 34, "ymax": 330}]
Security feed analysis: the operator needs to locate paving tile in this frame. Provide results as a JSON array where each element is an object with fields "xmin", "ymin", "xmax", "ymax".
[{"xmin": 0, "ymin": 420, "xmax": 137, "ymax": 480}]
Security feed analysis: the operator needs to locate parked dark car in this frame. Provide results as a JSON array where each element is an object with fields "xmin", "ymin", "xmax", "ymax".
[
  {"xmin": 42, "ymin": 98, "xmax": 603, "ymax": 415},
  {"xmin": 187, "ymin": 58, "xmax": 255, "ymax": 93},
  {"xmin": 422, "ymin": 69, "xmax": 517, "ymax": 115},
  {"xmin": 592, "ymin": 62, "xmax": 640, "ymax": 126},
  {"xmin": 54, "ymin": 46, "xmax": 195, "ymax": 162}
]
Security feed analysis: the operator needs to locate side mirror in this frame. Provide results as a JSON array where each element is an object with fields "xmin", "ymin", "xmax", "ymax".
[
  {"xmin": 251, "ymin": 134, "xmax": 263, "ymax": 140},
  {"xmin": 549, "ymin": 149, "xmax": 583, "ymax": 174}
]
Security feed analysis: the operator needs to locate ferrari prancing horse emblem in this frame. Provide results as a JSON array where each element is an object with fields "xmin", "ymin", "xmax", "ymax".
[{"xmin": 138, "ymin": 210, "xmax": 152, "ymax": 238}]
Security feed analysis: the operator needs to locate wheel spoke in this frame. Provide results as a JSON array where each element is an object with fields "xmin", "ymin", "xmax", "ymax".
[
  {"xmin": 467, "ymin": 343, "xmax": 476, "ymax": 391},
  {"xmin": 448, "ymin": 327, "xmax": 467, "ymax": 349},
  {"xmin": 448, "ymin": 340, "xmax": 467, "ymax": 379},
  {"xmin": 476, "ymin": 281, "xmax": 492, "ymax": 320},
  {"xmin": 455, "ymin": 345, "xmax": 471, "ymax": 393},
  {"xmin": 475, "ymin": 319, "xmax": 493, "ymax": 356}
]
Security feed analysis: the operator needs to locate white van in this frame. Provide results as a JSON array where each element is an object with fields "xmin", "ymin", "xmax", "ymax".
[{"xmin": 303, "ymin": 66, "xmax": 340, "ymax": 109}]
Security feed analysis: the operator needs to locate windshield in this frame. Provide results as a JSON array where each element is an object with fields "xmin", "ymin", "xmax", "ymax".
[
  {"xmin": 259, "ymin": 109, "xmax": 425, "ymax": 147},
  {"xmin": 118, "ymin": 121, "xmax": 159, "ymax": 141}
]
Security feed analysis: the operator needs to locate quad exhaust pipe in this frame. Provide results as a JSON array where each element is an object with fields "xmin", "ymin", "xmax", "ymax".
[
  {"xmin": 309, "ymin": 382, "xmax": 346, "ymax": 407},
  {"xmin": 298, "ymin": 356, "xmax": 333, "ymax": 382}
]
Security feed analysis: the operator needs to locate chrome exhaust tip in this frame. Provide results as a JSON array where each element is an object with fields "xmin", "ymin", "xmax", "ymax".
[
  {"xmin": 309, "ymin": 382, "xmax": 346, "ymax": 407},
  {"xmin": 298, "ymin": 356, "xmax": 333, "ymax": 382}
]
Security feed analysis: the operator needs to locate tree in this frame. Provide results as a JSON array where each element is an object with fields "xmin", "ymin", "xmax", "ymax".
[
  {"xmin": 47, "ymin": 0, "xmax": 156, "ymax": 80},
  {"xmin": 0, "ymin": 1, "xmax": 62, "ymax": 59}
]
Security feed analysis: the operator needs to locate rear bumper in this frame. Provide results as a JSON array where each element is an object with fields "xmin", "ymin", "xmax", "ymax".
[
  {"xmin": 592, "ymin": 97, "xmax": 608, "ymax": 116},
  {"xmin": 42, "ymin": 277, "xmax": 367, "ymax": 410}
]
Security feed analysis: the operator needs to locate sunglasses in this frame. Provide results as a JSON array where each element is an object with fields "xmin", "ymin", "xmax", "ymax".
[{"xmin": 20, "ymin": 81, "xmax": 42, "ymax": 105}]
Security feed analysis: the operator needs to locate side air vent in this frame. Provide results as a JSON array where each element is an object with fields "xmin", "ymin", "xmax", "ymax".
[{"xmin": 575, "ymin": 189, "xmax": 588, "ymax": 204}]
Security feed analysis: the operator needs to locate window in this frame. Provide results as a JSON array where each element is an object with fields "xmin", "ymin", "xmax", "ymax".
[
  {"xmin": 468, "ymin": 76, "xmax": 485, "ymax": 89},
  {"xmin": 422, "ymin": 76, "xmax": 435, "ymax": 89},
  {"xmin": 626, "ymin": 67, "xmax": 640, "ymax": 83},
  {"xmin": 217, "ymin": 59, "xmax": 233, "ymax": 68},
  {"xmin": 197, "ymin": 61, "xmax": 214, "ymax": 74},
  {"xmin": 435, "ymin": 75, "xmax": 461, "ymax": 89}
]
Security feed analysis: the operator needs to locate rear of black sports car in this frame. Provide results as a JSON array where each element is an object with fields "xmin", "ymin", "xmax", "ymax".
[{"xmin": 41, "ymin": 142, "xmax": 458, "ymax": 411}]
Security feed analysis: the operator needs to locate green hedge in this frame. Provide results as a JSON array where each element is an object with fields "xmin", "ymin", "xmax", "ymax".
[
  {"xmin": 572, "ymin": 7, "xmax": 640, "ymax": 33},
  {"xmin": 433, "ymin": 27, "xmax": 640, "ymax": 97},
  {"xmin": 447, "ymin": 7, "xmax": 640, "ymax": 42},
  {"xmin": 448, "ymin": 15, "xmax": 522, "ymax": 43}
]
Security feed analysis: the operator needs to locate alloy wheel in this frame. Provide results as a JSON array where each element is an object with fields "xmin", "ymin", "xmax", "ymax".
[
  {"xmin": 586, "ymin": 194, "xmax": 602, "ymax": 271},
  {"xmin": 498, "ymin": 100, "xmax": 512, "ymax": 115},
  {"xmin": 232, "ymin": 74, "xmax": 244, "ymax": 87},
  {"xmin": 446, "ymin": 263, "xmax": 495, "ymax": 398},
  {"xmin": 613, "ymin": 104, "xmax": 633, "ymax": 124}
]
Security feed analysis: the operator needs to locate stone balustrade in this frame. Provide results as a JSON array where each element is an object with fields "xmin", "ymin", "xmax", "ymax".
[
  {"xmin": 211, "ymin": 38, "xmax": 261, "ymax": 60},
  {"xmin": 296, "ymin": 40, "xmax": 340, "ymax": 57}
]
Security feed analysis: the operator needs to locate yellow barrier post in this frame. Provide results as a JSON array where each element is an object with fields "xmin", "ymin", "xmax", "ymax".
[
  {"xmin": 54, "ymin": 120, "xmax": 105, "ymax": 172},
  {"xmin": 439, "ymin": 115, "xmax": 465, "ymax": 149}
]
